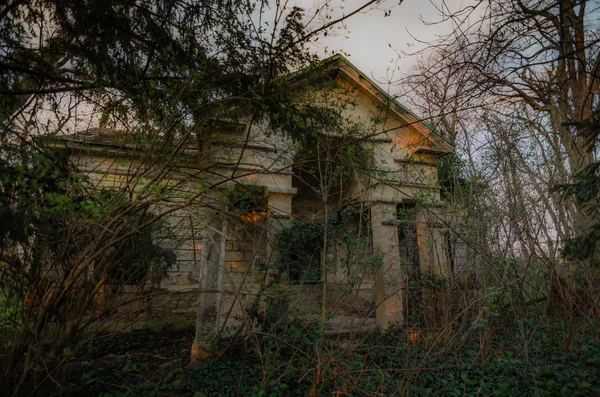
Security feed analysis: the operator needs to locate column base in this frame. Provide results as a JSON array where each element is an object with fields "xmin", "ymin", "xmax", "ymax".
[{"xmin": 190, "ymin": 343, "xmax": 212, "ymax": 362}]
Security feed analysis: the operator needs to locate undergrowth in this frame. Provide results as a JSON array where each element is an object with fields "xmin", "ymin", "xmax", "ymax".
[{"xmin": 60, "ymin": 317, "xmax": 600, "ymax": 397}]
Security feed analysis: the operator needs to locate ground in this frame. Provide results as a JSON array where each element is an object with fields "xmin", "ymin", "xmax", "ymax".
[
  {"xmin": 63, "ymin": 327, "xmax": 194, "ymax": 397},
  {"xmin": 60, "ymin": 316, "xmax": 600, "ymax": 397}
]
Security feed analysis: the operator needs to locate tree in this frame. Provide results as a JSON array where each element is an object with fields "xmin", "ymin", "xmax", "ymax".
[
  {"xmin": 557, "ymin": 112, "xmax": 600, "ymax": 262},
  {"xmin": 413, "ymin": 0, "xmax": 599, "ymax": 229},
  {"xmin": 397, "ymin": 0, "xmax": 600, "ymax": 336},
  {"xmin": 0, "ymin": 0, "xmax": 390, "ymax": 394}
]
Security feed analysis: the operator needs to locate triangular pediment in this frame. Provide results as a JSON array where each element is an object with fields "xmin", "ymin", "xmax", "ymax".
[{"xmin": 292, "ymin": 55, "xmax": 454, "ymax": 156}]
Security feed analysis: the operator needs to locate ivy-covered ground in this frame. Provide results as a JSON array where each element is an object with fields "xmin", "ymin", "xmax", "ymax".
[{"xmin": 61, "ymin": 317, "xmax": 600, "ymax": 396}]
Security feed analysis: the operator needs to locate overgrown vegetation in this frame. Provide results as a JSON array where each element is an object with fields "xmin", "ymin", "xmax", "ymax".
[
  {"xmin": 274, "ymin": 209, "xmax": 362, "ymax": 283},
  {"xmin": 58, "ymin": 318, "xmax": 600, "ymax": 397},
  {"xmin": 3, "ymin": 0, "xmax": 600, "ymax": 396}
]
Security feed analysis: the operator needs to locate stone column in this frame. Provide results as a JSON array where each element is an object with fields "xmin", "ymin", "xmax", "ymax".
[
  {"xmin": 264, "ymin": 186, "xmax": 296, "ymax": 327},
  {"xmin": 267, "ymin": 187, "xmax": 296, "ymax": 218},
  {"xmin": 265, "ymin": 186, "xmax": 296, "ymax": 260},
  {"xmin": 371, "ymin": 202, "xmax": 404, "ymax": 330},
  {"xmin": 191, "ymin": 197, "xmax": 228, "ymax": 361}
]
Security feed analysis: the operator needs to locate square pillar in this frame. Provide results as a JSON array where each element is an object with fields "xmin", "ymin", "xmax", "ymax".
[
  {"xmin": 192, "ymin": 195, "xmax": 228, "ymax": 360},
  {"xmin": 265, "ymin": 186, "xmax": 297, "ymax": 261},
  {"xmin": 371, "ymin": 202, "xmax": 404, "ymax": 330},
  {"xmin": 263, "ymin": 187, "xmax": 296, "ymax": 327}
]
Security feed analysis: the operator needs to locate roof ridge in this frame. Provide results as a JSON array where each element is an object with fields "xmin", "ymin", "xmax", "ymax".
[{"xmin": 318, "ymin": 54, "xmax": 452, "ymax": 147}]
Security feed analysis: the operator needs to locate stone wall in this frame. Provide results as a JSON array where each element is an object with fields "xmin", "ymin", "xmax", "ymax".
[{"xmin": 106, "ymin": 287, "xmax": 200, "ymax": 323}]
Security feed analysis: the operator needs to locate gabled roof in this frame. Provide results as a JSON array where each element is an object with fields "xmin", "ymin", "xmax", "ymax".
[
  {"xmin": 289, "ymin": 54, "xmax": 454, "ymax": 155},
  {"xmin": 52, "ymin": 55, "xmax": 454, "ymax": 156}
]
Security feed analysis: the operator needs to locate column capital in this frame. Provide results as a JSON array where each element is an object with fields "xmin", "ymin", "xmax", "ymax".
[
  {"xmin": 266, "ymin": 186, "xmax": 297, "ymax": 195},
  {"xmin": 266, "ymin": 186, "xmax": 296, "ymax": 219}
]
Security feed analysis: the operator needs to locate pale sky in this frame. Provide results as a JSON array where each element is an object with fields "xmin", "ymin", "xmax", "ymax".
[{"xmin": 303, "ymin": 0, "xmax": 475, "ymax": 89}]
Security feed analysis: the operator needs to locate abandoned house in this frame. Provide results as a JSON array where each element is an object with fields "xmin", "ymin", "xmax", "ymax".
[{"xmin": 48, "ymin": 55, "xmax": 467, "ymax": 352}]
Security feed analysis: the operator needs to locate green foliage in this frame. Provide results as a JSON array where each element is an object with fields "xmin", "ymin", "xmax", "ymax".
[
  {"xmin": 437, "ymin": 151, "xmax": 468, "ymax": 201},
  {"xmin": 182, "ymin": 317, "xmax": 600, "ymax": 397},
  {"xmin": 0, "ymin": 140, "xmax": 175, "ymax": 291},
  {"xmin": 0, "ymin": 0, "xmax": 329, "ymax": 147},
  {"xmin": 0, "ymin": 141, "xmax": 70, "ymax": 257},
  {"xmin": 183, "ymin": 319, "xmax": 322, "ymax": 397},
  {"xmin": 97, "ymin": 192, "xmax": 177, "ymax": 287},
  {"xmin": 263, "ymin": 61, "xmax": 350, "ymax": 143},
  {"xmin": 0, "ymin": 298, "xmax": 20, "ymax": 343},
  {"xmin": 58, "ymin": 318, "xmax": 600, "ymax": 397},
  {"xmin": 67, "ymin": 360, "xmax": 160, "ymax": 397},
  {"xmin": 0, "ymin": 0, "xmax": 362, "ymax": 394},
  {"xmin": 0, "ymin": 138, "xmax": 179, "ymax": 394},
  {"xmin": 274, "ymin": 208, "xmax": 360, "ymax": 282}
]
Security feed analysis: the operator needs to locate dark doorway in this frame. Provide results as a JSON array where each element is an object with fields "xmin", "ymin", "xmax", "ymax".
[{"xmin": 397, "ymin": 202, "xmax": 421, "ymax": 328}]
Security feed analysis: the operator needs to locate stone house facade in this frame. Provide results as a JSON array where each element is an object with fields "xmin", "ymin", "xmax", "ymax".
[{"xmin": 53, "ymin": 55, "xmax": 461, "ymax": 349}]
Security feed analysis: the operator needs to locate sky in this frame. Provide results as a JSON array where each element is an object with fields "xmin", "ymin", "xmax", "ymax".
[{"xmin": 302, "ymin": 0, "xmax": 475, "ymax": 89}]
